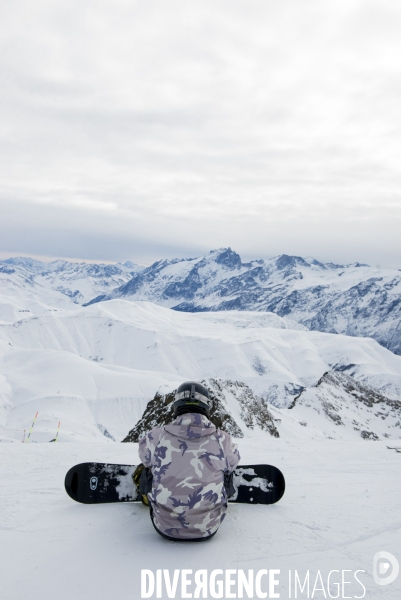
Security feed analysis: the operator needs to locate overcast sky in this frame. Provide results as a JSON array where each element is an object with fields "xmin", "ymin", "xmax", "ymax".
[{"xmin": 1, "ymin": 0, "xmax": 401, "ymax": 267}]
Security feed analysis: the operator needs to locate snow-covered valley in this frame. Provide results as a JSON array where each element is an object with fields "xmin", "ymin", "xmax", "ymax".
[{"xmin": 1, "ymin": 300, "xmax": 401, "ymax": 445}]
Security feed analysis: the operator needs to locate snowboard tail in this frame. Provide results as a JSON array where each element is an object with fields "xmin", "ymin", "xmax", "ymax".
[
  {"xmin": 230, "ymin": 464, "xmax": 285, "ymax": 504},
  {"xmin": 65, "ymin": 462, "xmax": 285, "ymax": 505},
  {"xmin": 65, "ymin": 463, "xmax": 140, "ymax": 504}
]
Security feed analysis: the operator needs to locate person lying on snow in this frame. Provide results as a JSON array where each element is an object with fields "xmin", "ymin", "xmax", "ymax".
[{"xmin": 133, "ymin": 381, "xmax": 240, "ymax": 542}]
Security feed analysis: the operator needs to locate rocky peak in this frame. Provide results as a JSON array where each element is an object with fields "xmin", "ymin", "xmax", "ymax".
[
  {"xmin": 275, "ymin": 254, "xmax": 310, "ymax": 270},
  {"xmin": 215, "ymin": 248, "xmax": 242, "ymax": 269},
  {"xmin": 122, "ymin": 378, "xmax": 279, "ymax": 442},
  {"xmin": 288, "ymin": 370, "xmax": 401, "ymax": 441}
]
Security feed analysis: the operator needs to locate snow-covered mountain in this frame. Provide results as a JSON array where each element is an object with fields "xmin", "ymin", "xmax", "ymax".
[
  {"xmin": 124, "ymin": 372, "xmax": 401, "ymax": 444},
  {"xmin": 1, "ymin": 300, "xmax": 401, "ymax": 443},
  {"xmin": 2, "ymin": 249, "xmax": 401, "ymax": 356},
  {"xmin": 85, "ymin": 248, "xmax": 401, "ymax": 356},
  {"xmin": 288, "ymin": 371, "xmax": 401, "ymax": 441},
  {"xmin": 0, "ymin": 257, "xmax": 142, "ymax": 323},
  {"xmin": 123, "ymin": 371, "xmax": 401, "ymax": 444}
]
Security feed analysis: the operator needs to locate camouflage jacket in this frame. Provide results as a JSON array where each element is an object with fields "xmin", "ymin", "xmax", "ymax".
[{"xmin": 138, "ymin": 412, "xmax": 240, "ymax": 540}]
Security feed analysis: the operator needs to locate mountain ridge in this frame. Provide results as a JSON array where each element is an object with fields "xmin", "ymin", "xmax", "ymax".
[
  {"xmin": 84, "ymin": 248, "xmax": 401, "ymax": 355},
  {"xmin": 2, "ymin": 300, "xmax": 401, "ymax": 443},
  {"xmin": 1, "ymin": 248, "xmax": 401, "ymax": 355}
]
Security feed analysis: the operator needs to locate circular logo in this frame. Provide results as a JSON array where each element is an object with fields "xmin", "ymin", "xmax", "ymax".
[{"xmin": 373, "ymin": 552, "xmax": 399, "ymax": 586}]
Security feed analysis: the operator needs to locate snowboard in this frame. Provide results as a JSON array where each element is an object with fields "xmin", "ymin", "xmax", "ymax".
[
  {"xmin": 387, "ymin": 446, "xmax": 401, "ymax": 453},
  {"xmin": 64, "ymin": 462, "xmax": 285, "ymax": 505}
]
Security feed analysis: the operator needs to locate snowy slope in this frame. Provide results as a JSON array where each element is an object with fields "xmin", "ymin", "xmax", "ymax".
[
  {"xmin": 1, "ymin": 440, "xmax": 400, "ymax": 600},
  {"xmin": 287, "ymin": 371, "xmax": 401, "ymax": 441},
  {"xmin": 1, "ymin": 300, "xmax": 401, "ymax": 444},
  {"xmin": 0, "ymin": 257, "xmax": 143, "ymax": 322},
  {"xmin": 0, "ymin": 260, "xmax": 75, "ymax": 323},
  {"xmin": 0, "ymin": 344, "xmax": 181, "ymax": 443}
]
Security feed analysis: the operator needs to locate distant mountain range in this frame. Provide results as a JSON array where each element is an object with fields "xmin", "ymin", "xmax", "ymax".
[{"xmin": 1, "ymin": 248, "xmax": 401, "ymax": 354}]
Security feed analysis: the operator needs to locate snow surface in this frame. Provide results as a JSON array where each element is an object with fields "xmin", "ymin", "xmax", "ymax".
[
  {"xmin": 1, "ymin": 300, "xmax": 401, "ymax": 444},
  {"xmin": 0, "ymin": 257, "xmax": 140, "ymax": 322},
  {"xmin": 1, "ymin": 440, "xmax": 400, "ymax": 599}
]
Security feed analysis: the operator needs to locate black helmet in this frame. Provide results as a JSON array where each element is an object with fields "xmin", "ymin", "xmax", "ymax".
[{"xmin": 173, "ymin": 381, "xmax": 212, "ymax": 418}]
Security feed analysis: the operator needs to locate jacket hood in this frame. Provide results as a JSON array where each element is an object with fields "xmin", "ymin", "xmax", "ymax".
[{"xmin": 164, "ymin": 412, "xmax": 216, "ymax": 439}]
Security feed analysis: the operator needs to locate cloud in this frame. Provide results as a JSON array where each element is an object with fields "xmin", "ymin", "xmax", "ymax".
[{"xmin": 1, "ymin": 1, "xmax": 401, "ymax": 267}]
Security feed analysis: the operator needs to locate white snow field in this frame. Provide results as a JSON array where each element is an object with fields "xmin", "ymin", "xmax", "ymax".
[
  {"xmin": 1, "ymin": 300, "xmax": 401, "ymax": 443},
  {"xmin": 1, "ymin": 439, "xmax": 400, "ymax": 600},
  {"xmin": 0, "ymin": 257, "xmax": 139, "ymax": 320}
]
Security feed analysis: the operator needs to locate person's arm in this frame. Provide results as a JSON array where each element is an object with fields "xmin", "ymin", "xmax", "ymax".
[
  {"xmin": 138, "ymin": 427, "xmax": 163, "ymax": 468},
  {"xmin": 223, "ymin": 433, "xmax": 241, "ymax": 473},
  {"xmin": 138, "ymin": 431, "xmax": 153, "ymax": 467}
]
